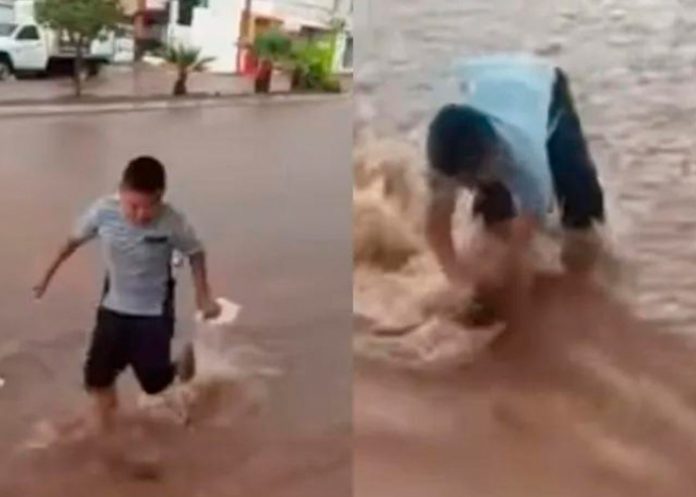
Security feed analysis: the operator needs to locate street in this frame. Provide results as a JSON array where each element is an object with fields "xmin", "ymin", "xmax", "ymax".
[{"xmin": 0, "ymin": 97, "xmax": 352, "ymax": 496}]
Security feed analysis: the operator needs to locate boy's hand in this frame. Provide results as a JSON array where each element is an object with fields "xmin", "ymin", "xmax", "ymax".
[
  {"xmin": 32, "ymin": 281, "xmax": 48, "ymax": 300},
  {"xmin": 199, "ymin": 298, "xmax": 222, "ymax": 320},
  {"xmin": 456, "ymin": 234, "xmax": 529, "ymax": 294}
]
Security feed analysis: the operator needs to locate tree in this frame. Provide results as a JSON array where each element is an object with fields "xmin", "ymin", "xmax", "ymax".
[
  {"xmin": 162, "ymin": 44, "xmax": 214, "ymax": 96},
  {"xmin": 134, "ymin": 0, "xmax": 146, "ymax": 60},
  {"xmin": 35, "ymin": 0, "xmax": 123, "ymax": 97}
]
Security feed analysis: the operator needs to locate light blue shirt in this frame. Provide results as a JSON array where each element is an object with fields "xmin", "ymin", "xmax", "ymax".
[
  {"xmin": 451, "ymin": 54, "xmax": 557, "ymax": 222},
  {"xmin": 73, "ymin": 195, "xmax": 203, "ymax": 316}
]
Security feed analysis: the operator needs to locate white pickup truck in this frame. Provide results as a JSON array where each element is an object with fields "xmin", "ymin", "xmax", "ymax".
[{"xmin": 0, "ymin": 0, "xmax": 118, "ymax": 80}]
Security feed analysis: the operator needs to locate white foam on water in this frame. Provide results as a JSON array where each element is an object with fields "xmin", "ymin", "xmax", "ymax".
[
  {"xmin": 138, "ymin": 297, "xmax": 282, "ymax": 426},
  {"xmin": 353, "ymin": 135, "xmax": 510, "ymax": 371}
]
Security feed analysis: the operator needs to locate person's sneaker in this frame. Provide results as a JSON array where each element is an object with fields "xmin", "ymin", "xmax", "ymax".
[{"xmin": 175, "ymin": 343, "xmax": 196, "ymax": 383}]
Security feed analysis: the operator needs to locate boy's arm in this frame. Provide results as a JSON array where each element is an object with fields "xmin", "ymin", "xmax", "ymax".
[
  {"xmin": 426, "ymin": 171, "xmax": 539, "ymax": 290},
  {"xmin": 33, "ymin": 238, "xmax": 83, "ymax": 299},
  {"xmin": 189, "ymin": 251, "xmax": 221, "ymax": 319},
  {"xmin": 34, "ymin": 200, "xmax": 101, "ymax": 299},
  {"xmin": 426, "ymin": 172, "xmax": 472, "ymax": 284},
  {"xmin": 172, "ymin": 212, "xmax": 221, "ymax": 320}
]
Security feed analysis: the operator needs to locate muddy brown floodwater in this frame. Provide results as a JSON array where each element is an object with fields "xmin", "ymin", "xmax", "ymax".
[
  {"xmin": 0, "ymin": 99, "xmax": 352, "ymax": 496},
  {"xmin": 354, "ymin": 0, "xmax": 696, "ymax": 496}
]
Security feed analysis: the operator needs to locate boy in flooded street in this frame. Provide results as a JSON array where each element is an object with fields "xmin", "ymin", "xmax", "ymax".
[
  {"xmin": 33, "ymin": 156, "xmax": 221, "ymax": 433},
  {"xmin": 426, "ymin": 55, "xmax": 606, "ymax": 315}
]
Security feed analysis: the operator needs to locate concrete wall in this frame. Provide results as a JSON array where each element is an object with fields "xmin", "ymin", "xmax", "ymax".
[
  {"xmin": 168, "ymin": 0, "xmax": 242, "ymax": 73},
  {"xmin": 191, "ymin": 0, "xmax": 243, "ymax": 72}
]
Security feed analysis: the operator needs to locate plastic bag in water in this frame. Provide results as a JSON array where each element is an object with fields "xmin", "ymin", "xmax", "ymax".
[
  {"xmin": 137, "ymin": 297, "xmax": 280, "ymax": 425},
  {"xmin": 194, "ymin": 297, "xmax": 281, "ymax": 380}
]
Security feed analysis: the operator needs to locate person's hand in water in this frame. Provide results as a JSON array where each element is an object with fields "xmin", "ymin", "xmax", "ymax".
[
  {"xmin": 199, "ymin": 298, "xmax": 222, "ymax": 320},
  {"xmin": 189, "ymin": 251, "xmax": 222, "ymax": 320},
  {"xmin": 32, "ymin": 280, "xmax": 49, "ymax": 300},
  {"xmin": 446, "ymin": 234, "xmax": 514, "ymax": 292}
]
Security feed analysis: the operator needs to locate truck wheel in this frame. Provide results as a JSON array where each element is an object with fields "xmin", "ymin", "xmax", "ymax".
[{"xmin": 0, "ymin": 59, "xmax": 13, "ymax": 81}]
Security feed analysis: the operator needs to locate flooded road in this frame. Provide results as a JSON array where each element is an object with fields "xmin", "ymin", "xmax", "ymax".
[
  {"xmin": 0, "ymin": 99, "xmax": 352, "ymax": 495},
  {"xmin": 354, "ymin": 0, "xmax": 696, "ymax": 495},
  {"xmin": 355, "ymin": 0, "xmax": 696, "ymax": 330}
]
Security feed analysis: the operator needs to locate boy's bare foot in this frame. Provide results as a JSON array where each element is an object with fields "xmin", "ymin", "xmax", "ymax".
[{"xmin": 176, "ymin": 343, "xmax": 196, "ymax": 383}]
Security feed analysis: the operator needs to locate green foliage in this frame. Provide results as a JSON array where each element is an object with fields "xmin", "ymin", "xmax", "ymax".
[
  {"xmin": 252, "ymin": 29, "xmax": 292, "ymax": 63},
  {"xmin": 161, "ymin": 44, "xmax": 214, "ymax": 95},
  {"xmin": 35, "ymin": 0, "xmax": 123, "ymax": 96},
  {"xmin": 35, "ymin": 0, "xmax": 123, "ymax": 43},
  {"xmin": 288, "ymin": 37, "xmax": 341, "ymax": 93},
  {"xmin": 162, "ymin": 44, "xmax": 214, "ymax": 72}
]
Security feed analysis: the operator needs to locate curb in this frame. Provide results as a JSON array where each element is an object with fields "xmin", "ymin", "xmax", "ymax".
[{"xmin": 0, "ymin": 91, "xmax": 351, "ymax": 119}]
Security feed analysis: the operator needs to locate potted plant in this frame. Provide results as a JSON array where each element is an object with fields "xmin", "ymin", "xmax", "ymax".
[
  {"xmin": 162, "ymin": 44, "xmax": 214, "ymax": 96},
  {"xmin": 252, "ymin": 29, "xmax": 291, "ymax": 93},
  {"xmin": 288, "ymin": 38, "xmax": 341, "ymax": 93}
]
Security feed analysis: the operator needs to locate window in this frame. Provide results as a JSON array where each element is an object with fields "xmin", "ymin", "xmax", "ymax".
[
  {"xmin": 0, "ymin": 24, "xmax": 16, "ymax": 37},
  {"xmin": 300, "ymin": 26, "xmax": 327, "ymax": 42},
  {"xmin": 178, "ymin": 0, "xmax": 202, "ymax": 26},
  {"xmin": 16, "ymin": 25, "xmax": 39, "ymax": 41},
  {"xmin": 342, "ymin": 35, "xmax": 353, "ymax": 69}
]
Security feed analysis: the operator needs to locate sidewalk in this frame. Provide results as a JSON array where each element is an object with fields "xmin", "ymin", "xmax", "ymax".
[{"xmin": 0, "ymin": 64, "xmax": 353, "ymax": 110}]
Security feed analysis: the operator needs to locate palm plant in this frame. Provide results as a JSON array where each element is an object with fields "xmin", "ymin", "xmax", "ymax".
[
  {"xmin": 162, "ymin": 44, "xmax": 214, "ymax": 96},
  {"xmin": 252, "ymin": 29, "xmax": 291, "ymax": 93}
]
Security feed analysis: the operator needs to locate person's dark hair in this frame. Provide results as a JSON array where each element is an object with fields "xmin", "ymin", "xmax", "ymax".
[
  {"xmin": 426, "ymin": 104, "xmax": 497, "ymax": 178},
  {"xmin": 122, "ymin": 156, "xmax": 166, "ymax": 193}
]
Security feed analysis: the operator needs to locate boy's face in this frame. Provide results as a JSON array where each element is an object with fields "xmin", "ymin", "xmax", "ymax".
[{"xmin": 119, "ymin": 187, "xmax": 163, "ymax": 227}]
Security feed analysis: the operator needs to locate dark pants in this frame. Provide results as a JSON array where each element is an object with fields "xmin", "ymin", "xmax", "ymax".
[
  {"xmin": 473, "ymin": 68, "xmax": 605, "ymax": 229},
  {"xmin": 84, "ymin": 278, "xmax": 176, "ymax": 395}
]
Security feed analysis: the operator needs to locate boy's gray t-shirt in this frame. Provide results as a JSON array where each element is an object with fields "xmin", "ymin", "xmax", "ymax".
[{"xmin": 73, "ymin": 195, "xmax": 203, "ymax": 316}]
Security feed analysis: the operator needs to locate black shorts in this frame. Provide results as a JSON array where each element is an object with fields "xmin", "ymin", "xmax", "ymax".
[
  {"xmin": 472, "ymin": 68, "xmax": 605, "ymax": 230},
  {"xmin": 84, "ymin": 307, "xmax": 176, "ymax": 395}
]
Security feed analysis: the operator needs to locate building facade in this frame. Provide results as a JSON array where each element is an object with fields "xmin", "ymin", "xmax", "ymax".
[{"xmin": 168, "ymin": 0, "xmax": 352, "ymax": 74}]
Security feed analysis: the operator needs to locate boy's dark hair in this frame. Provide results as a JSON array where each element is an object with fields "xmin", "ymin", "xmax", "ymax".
[
  {"xmin": 426, "ymin": 104, "xmax": 497, "ymax": 178},
  {"xmin": 122, "ymin": 156, "xmax": 166, "ymax": 193}
]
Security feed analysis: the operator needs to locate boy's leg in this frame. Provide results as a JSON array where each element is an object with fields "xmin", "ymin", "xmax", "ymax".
[
  {"xmin": 130, "ymin": 277, "xmax": 195, "ymax": 396},
  {"xmin": 92, "ymin": 388, "xmax": 118, "ymax": 432},
  {"xmin": 130, "ymin": 315, "xmax": 177, "ymax": 396},
  {"xmin": 546, "ymin": 68, "xmax": 606, "ymax": 273},
  {"xmin": 84, "ymin": 308, "xmax": 129, "ymax": 432}
]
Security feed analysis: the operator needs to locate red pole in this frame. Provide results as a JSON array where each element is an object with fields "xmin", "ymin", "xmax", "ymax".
[{"xmin": 236, "ymin": 0, "xmax": 252, "ymax": 73}]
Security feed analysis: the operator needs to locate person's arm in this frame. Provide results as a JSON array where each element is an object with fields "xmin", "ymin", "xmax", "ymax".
[
  {"xmin": 34, "ymin": 200, "xmax": 101, "ymax": 299},
  {"xmin": 188, "ymin": 251, "xmax": 220, "ymax": 319},
  {"xmin": 172, "ymin": 212, "xmax": 221, "ymax": 319},
  {"xmin": 33, "ymin": 238, "xmax": 83, "ymax": 299},
  {"xmin": 425, "ymin": 173, "xmax": 464, "ymax": 284}
]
